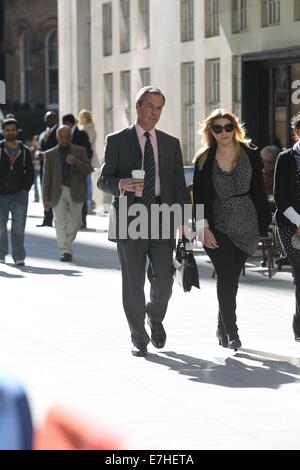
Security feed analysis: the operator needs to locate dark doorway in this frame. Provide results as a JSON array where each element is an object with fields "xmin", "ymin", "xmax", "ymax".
[{"xmin": 242, "ymin": 47, "xmax": 300, "ymax": 151}]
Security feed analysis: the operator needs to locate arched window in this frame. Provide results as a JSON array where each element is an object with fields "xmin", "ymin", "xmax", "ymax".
[
  {"xmin": 20, "ymin": 31, "xmax": 33, "ymax": 104},
  {"xmin": 46, "ymin": 30, "xmax": 58, "ymax": 108}
]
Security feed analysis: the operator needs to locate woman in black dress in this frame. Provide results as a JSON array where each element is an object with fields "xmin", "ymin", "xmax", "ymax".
[{"xmin": 193, "ymin": 109, "xmax": 271, "ymax": 349}]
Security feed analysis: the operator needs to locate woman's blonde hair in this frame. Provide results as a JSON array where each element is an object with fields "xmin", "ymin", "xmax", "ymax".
[
  {"xmin": 193, "ymin": 108, "xmax": 252, "ymax": 164},
  {"xmin": 78, "ymin": 109, "xmax": 94, "ymax": 126}
]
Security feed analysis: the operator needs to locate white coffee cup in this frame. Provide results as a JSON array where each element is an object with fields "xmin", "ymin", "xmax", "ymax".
[
  {"xmin": 131, "ymin": 169, "xmax": 145, "ymax": 180},
  {"xmin": 131, "ymin": 169, "xmax": 145, "ymax": 197}
]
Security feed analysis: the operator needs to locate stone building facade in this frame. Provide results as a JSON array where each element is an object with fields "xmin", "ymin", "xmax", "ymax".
[{"xmin": 0, "ymin": 0, "xmax": 58, "ymax": 137}]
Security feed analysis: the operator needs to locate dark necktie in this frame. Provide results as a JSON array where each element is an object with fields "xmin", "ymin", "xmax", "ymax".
[{"xmin": 142, "ymin": 132, "xmax": 156, "ymax": 206}]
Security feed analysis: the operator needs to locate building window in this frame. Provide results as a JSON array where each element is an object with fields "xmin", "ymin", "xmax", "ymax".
[
  {"xmin": 139, "ymin": 0, "xmax": 150, "ymax": 48},
  {"xmin": 232, "ymin": 56, "xmax": 241, "ymax": 117},
  {"xmin": 262, "ymin": 0, "xmax": 280, "ymax": 26},
  {"xmin": 120, "ymin": 0, "xmax": 130, "ymax": 53},
  {"xmin": 103, "ymin": 2, "xmax": 112, "ymax": 56},
  {"xmin": 206, "ymin": 59, "xmax": 220, "ymax": 112},
  {"xmin": 121, "ymin": 70, "xmax": 131, "ymax": 125},
  {"xmin": 295, "ymin": 0, "xmax": 300, "ymax": 20},
  {"xmin": 181, "ymin": 0, "xmax": 194, "ymax": 42},
  {"xmin": 46, "ymin": 30, "xmax": 58, "ymax": 108},
  {"xmin": 182, "ymin": 62, "xmax": 195, "ymax": 163},
  {"xmin": 232, "ymin": 0, "xmax": 248, "ymax": 32},
  {"xmin": 20, "ymin": 31, "xmax": 33, "ymax": 104},
  {"xmin": 140, "ymin": 68, "xmax": 151, "ymax": 87},
  {"xmin": 205, "ymin": 0, "xmax": 219, "ymax": 37},
  {"xmin": 104, "ymin": 73, "xmax": 113, "ymax": 136}
]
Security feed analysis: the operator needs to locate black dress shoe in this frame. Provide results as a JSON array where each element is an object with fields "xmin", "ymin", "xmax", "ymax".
[
  {"xmin": 292, "ymin": 315, "xmax": 300, "ymax": 342},
  {"xmin": 147, "ymin": 318, "xmax": 166, "ymax": 349},
  {"xmin": 131, "ymin": 344, "xmax": 148, "ymax": 357},
  {"xmin": 36, "ymin": 222, "xmax": 52, "ymax": 227},
  {"xmin": 60, "ymin": 253, "xmax": 72, "ymax": 262},
  {"xmin": 216, "ymin": 330, "xmax": 228, "ymax": 348},
  {"xmin": 228, "ymin": 332, "xmax": 242, "ymax": 350}
]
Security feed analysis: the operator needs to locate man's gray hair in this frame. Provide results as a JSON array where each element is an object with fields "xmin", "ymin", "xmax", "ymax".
[
  {"xmin": 260, "ymin": 145, "xmax": 280, "ymax": 160},
  {"xmin": 135, "ymin": 86, "xmax": 165, "ymax": 105}
]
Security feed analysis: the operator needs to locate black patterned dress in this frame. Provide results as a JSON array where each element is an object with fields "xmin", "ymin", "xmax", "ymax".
[{"xmin": 211, "ymin": 149, "xmax": 260, "ymax": 255}]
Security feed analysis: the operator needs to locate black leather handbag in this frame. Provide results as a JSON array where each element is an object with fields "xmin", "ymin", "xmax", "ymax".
[{"xmin": 173, "ymin": 239, "xmax": 200, "ymax": 292}]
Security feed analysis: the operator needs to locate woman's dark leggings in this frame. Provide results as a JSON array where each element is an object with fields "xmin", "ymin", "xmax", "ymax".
[
  {"xmin": 205, "ymin": 229, "xmax": 248, "ymax": 335},
  {"xmin": 287, "ymin": 253, "xmax": 300, "ymax": 319}
]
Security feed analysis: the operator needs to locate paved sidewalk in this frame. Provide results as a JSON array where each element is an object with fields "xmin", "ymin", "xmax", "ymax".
[{"xmin": 1, "ymin": 198, "xmax": 300, "ymax": 450}]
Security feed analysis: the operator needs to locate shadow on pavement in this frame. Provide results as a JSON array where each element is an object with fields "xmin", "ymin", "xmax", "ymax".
[
  {"xmin": 24, "ymin": 232, "xmax": 120, "ymax": 270},
  {"xmin": 7, "ymin": 264, "xmax": 82, "ymax": 277},
  {"xmin": 145, "ymin": 350, "xmax": 300, "ymax": 389},
  {"xmin": 0, "ymin": 270, "xmax": 24, "ymax": 278}
]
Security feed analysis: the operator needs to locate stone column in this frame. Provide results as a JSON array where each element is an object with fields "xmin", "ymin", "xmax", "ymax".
[{"xmin": 57, "ymin": 0, "xmax": 91, "ymax": 117}]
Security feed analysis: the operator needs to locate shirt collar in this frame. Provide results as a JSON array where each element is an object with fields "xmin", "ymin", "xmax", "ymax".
[
  {"xmin": 293, "ymin": 140, "xmax": 300, "ymax": 156},
  {"xmin": 135, "ymin": 121, "xmax": 156, "ymax": 139}
]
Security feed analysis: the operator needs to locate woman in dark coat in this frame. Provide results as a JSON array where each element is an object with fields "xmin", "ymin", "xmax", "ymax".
[
  {"xmin": 193, "ymin": 108, "xmax": 271, "ymax": 350},
  {"xmin": 274, "ymin": 112, "xmax": 300, "ymax": 341}
]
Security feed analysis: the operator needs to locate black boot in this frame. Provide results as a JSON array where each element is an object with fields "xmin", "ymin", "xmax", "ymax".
[
  {"xmin": 216, "ymin": 329, "xmax": 228, "ymax": 348},
  {"xmin": 292, "ymin": 315, "xmax": 300, "ymax": 342},
  {"xmin": 227, "ymin": 331, "xmax": 242, "ymax": 351}
]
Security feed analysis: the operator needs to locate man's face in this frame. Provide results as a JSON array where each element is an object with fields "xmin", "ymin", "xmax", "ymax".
[
  {"xmin": 45, "ymin": 112, "xmax": 56, "ymax": 128},
  {"xmin": 294, "ymin": 124, "xmax": 300, "ymax": 141},
  {"xmin": 3, "ymin": 124, "xmax": 18, "ymax": 142},
  {"xmin": 263, "ymin": 152, "xmax": 275, "ymax": 173},
  {"xmin": 136, "ymin": 94, "xmax": 165, "ymax": 131},
  {"xmin": 57, "ymin": 127, "xmax": 72, "ymax": 147},
  {"xmin": 62, "ymin": 120, "xmax": 73, "ymax": 130}
]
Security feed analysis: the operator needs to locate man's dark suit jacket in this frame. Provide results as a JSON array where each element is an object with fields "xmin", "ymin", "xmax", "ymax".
[
  {"xmin": 97, "ymin": 124, "xmax": 189, "ymax": 243},
  {"xmin": 72, "ymin": 127, "xmax": 92, "ymax": 161}
]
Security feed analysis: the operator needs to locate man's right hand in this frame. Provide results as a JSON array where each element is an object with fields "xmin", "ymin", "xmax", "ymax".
[
  {"xmin": 203, "ymin": 228, "xmax": 219, "ymax": 249},
  {"xmin": 120, "ymin": 178, "xmax": 144, "ymax": 193}
]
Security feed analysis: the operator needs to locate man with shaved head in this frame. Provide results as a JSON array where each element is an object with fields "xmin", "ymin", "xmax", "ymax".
[{"xmin": 42, "ymin": 125, "xmax": 92, "ymax": 261}]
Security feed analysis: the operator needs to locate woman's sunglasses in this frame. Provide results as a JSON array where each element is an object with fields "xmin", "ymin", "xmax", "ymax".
[{"xmin": 211, "ymin": 123, "xmax": 235, "ymax": 134}]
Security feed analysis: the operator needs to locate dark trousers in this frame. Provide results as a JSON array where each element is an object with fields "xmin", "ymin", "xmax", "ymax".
[
  {"xmin": 205, "ymin": 229, "xmax": 248, "ymax": 335},
  {"xmin": 40, "ymin": 163, "xmax": 53, "ymax": 226},
  {"xmin": 117, "ymin": 238, "xmax": 174, "ymax": 347},
  {"xmin": 287, "ymin": 253, "xmax": 300, "ymax": 319}
]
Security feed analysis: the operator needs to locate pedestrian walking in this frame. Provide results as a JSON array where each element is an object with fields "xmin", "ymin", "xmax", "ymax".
[
  {"xmin": 193, "ymin": 108, "xmax": 271, "ymax": 349},
  {"xmin": 98, "ymin": 86, "xmax": 189, "ymax": 357},
  {"xmin": 62, "ymin": 114, "xmax": 93, "ymax": 229},
  {"xmin": 274, "ymin": 111, "xmax": 300, "ymax": 341},
  {"xmin": 0, "ymin": 118, "xmax": 34, "ymax": 266},
  {"xmin": 37, "ymin": 111, "xmax": 59, "ymax": 227},
  {"xmin": 42, "ymin": 126, "xmax": 92, "ymax": 262},
  {"xmin": 78, "ymin": 109, "xmax": 99, "ymax": 213}
]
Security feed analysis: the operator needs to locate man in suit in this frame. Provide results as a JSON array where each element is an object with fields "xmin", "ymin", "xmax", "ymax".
[
  {"xmin": 98, "ymin": 86, "xmax": 188, "ymax": 357},
  {"xmin": 37, "ymin": 111, "xmax": 59, "ymax": 227},
  {"xmin": 62, "ymin": 114, "xmax": 93, "ymax": 229},
  {"xmin": 42, "ymin": 126, "xmax": 92, "ymax": 262}
]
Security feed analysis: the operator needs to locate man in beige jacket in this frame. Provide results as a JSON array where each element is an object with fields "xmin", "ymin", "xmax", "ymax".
[{"xmin": 42, "ymin": 126, "xmax": 92, "ymax": 261}]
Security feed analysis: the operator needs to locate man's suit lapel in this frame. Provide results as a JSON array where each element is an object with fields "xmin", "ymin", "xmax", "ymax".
[
  {"xmin": 53, "ymin": 145, "xmax": 62, "ymax": 181},
  {"xmin": 156, "ymin": 130, "xmax": 165, "ymax": 177},
  {"xmin": 127, "ymin": 125, "xmax": 143, "ymax": 169}
]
